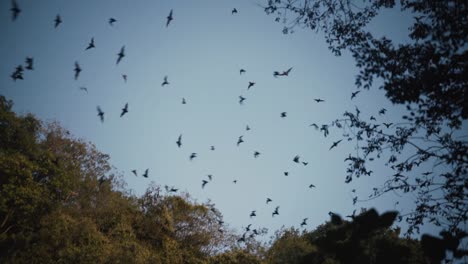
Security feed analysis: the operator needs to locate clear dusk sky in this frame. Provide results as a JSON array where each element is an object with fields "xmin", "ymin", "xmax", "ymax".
[{"xmin": 1, "ymin": 0, "xmax": 439, "ymax": 239}]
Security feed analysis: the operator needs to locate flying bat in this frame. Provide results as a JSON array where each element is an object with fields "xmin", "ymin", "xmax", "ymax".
[
  {"xmin": 74, "ymin": 61, "xmax": 81, "ymax": 80},
  {"xmin": 11, "ymin": 0, "xmax": 21, "ymax": 21},
  {"xmin": 109, "ymin": 17, "xmax": 117, "ymax": 26},
  {"xmin": 161, "ymin": 76, "xmax": 169, "ymax": 86},
  {"xmin": 25, "ymin": 57, "xmax": 33, "ymax": 70},
  {"xmin": 239, "ymin": 96, "xmax": 246, "ymax": 105},
  {"xmin": 85, "ymin": 37, "xmax": 95, "ymax": 50},
  {"xmin": 120, "ymin": 103, "xmax": 128, "ymax": 117},
  {"xmin": 97, "ymin": 106, "xmax": 104, "ymax": 123},
  {"xmin": 116, "ymin": 46, "xmax": 125, "ymax": 64},
  {"xmin": 329, "ymin": 140, "xmax": 342, "ymax": 150},
  {"xmin": 54, "ymin": 14, "xmax": 62, "ymax": 28},
  {"xmin": 166, "ymin": 9, "xmax": 173, "ymax": 27},
  {"xmin": 176, "ymin": 134, "xmax": 182, "ymax": 148},
  {"xmin": 351, "ymin": 91, "xmax": 360, "ymax": 99}
]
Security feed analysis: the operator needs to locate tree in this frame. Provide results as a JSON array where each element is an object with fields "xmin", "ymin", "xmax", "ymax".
[
  {"xmin": 263, "ymin": 0, "xmax": 467, "ymax": 236},
  {"xmin": 262, "ymin": 209, "xmax": 426, "ymax": 264},
  {"xmin": 0, "ymin": 95, "xmax": 236, "ymax": 263},
  {"xmin": 265, "ymin": 227, "xmax": 316, "ymax": 264}
]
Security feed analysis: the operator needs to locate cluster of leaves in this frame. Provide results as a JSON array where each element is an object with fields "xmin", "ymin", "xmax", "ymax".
[
  {"xmin": 265, "ymin": 209, "xmax": 431, "ymax": 264},
  {"xmin": 264, "ymin": 0, "xmax": 467, "ymax": 235},
  {"xmin": 266, "ymin": 208, "xmax": 468, "ymax": 263}
]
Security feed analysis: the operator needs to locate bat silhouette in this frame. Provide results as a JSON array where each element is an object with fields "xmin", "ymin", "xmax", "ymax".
[
  {"xmin": 162, "ymin": 76, "xmax": 169, "ymax": 86},
  {"xmin": 54, "ymin": 15, "xmax": 62, "ymax": 28},
  {"xmin": 116, "ymin": 46, "xmax": 125, "ymax": 64},
  {"xmin": 11, "ymin": 0, "xmax": 21, "ymax": 21},
  {"xmin": 351, "ymin": 91, "xmax": 360, "ymax": 99},
  {"xmin": 273, "ymin": 67, "xmax": 292, "ymax": 77},
  {"xmin": 74, "ymin": 61, "xmax": 81, "ymax": 80},
  {"xmin": 176, "ymin": 134, "xmax": 182, "ymax": 148},
  {"xmin": 329, "ymin": 140, "xmax": 342, "ymax": 150},
  {"xmin": 190, "ymin": 153, "xmax": 197, "ymax": 161},
  {"xmin": 166, "ymin": 9, "xmax": 173, "ymax": 27},
  {"xmin": 25, "ymin": 57, "xmax": 33, "ymax": 70},
  {"xmin": 97, "ymin": 106, "xmax": 104, "ymax": 123},
  {"xmin": 272, "ymin": 206, "xmax": 279, "ymax": 217},
  {"xmin": 293, "ymin": 155, "xmax": 300, "ymax": 163},
  {"xmin": 237, "ymin": 136, "xmax": 244, "ymax": 146},
  {"xmin": 250, "ymin": 211, "xmax": 256, "ymax": 218},
  {"xmin": 85, "ymin": 37, "xmax": 95, "ymax": 50},
  {"xmin": 109, "ymin": 18, "xmax": 117, "ymax": 26},
  {"xmin": 383, "ymin": 122, "xmax": 393, "ymax": 128},
  {"xmin": 239, "ymin": 96, "xmax": 246, "ymax": 105},
  {"xmin": 202, "ymin": 180, "xmax": 208, "ymax": 189},
  {"xmin": 120, "ymin": 103, "xmax": 128, "ymax": 117}
]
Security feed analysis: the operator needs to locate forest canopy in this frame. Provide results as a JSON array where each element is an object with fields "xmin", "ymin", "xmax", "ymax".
[{"xmin": 0, "ymin": 95, "xmax": 465, "ymax": 263}]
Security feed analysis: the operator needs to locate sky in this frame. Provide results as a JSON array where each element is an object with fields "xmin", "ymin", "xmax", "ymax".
[{"xmin": 0, "ymin": 0, "xmax": 438, "ymax": 240}]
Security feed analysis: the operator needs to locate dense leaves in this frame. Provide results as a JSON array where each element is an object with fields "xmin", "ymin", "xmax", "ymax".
[{"xmin": 264, "ymin": 0, "xmax": 467, "ymax": 236}]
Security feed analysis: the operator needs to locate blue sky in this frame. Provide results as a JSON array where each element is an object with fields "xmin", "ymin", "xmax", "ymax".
[{"xmin": 1, "ymin": 0, "xmax": 437, "ymax": 239}]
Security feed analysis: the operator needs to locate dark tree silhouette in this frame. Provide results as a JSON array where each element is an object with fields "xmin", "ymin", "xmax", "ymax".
[{"xmin": 263, "ymin": 0, "xmax": 467, "ymax": 237}]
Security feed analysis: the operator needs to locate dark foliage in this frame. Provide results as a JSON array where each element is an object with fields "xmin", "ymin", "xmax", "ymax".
[{"xmin": 263, "ymin": 0, "xmax": 467, "ymax": 236}]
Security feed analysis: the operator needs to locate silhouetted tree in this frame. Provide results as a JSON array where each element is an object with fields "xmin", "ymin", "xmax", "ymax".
[
  {"xmin": 263, "ymin": 0, "xmax": 467, "ymax": 237},
  {"xmin": 300, "ymin": 209, "xmax": 426, "ymax": 264},
  {"xmin": 266, "ymin": 228, "xmax": 315, "ymax": 264},
  {"xmin": 262, "ymin": 209, "xmax": 427, "ymax": 264}
]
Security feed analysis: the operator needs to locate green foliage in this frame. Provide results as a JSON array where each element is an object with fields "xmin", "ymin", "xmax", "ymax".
[
  {"xmin": 264, "ymin": 209, "xmax": 425, "ymax": 264},
  {"xmin": 0, "ymin": 95, "xmax": 231, "ymax": 263},
  {"xmin": 265, "ymin": 228, "xmax": 316, "ymax": 264},
  {"xmin": 208, "ymin": 248, "xmax": 263, "ymax": 264}
]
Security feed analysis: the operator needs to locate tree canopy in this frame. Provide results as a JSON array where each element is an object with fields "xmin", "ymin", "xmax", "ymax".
[
  {"xmin": 0, "ymin": 95, "xmax": 235, "ymax": 263},
  {"xmin": 263, "ymin": 0, "xmax": 467, "ymax": 236},
  {"xmin": 1, "ymin": 94, "xmax": 465, "ymax": 263}
]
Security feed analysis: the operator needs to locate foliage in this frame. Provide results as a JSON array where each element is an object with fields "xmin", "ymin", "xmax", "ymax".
[
  {"xmin": 0, "ymin": 95, "xmax": 232, "ymax": 263},
  {"xmin": 261, "ymin": 209, "xmax": 427, "ymax": 264},
  {"xmin": 265, "ymin": 228, "xmax": 316, "ymax": 264},
  {"xmin": 301, "ymin": 209, "xmax": 426, "ymax": 264},
  {"xmin": 263, "ymin": 0, "xmax": 467, "ymax": 236},
  {"xmin": 1, "ymin": 95, "xmax": 464, "ymax": 263}
]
